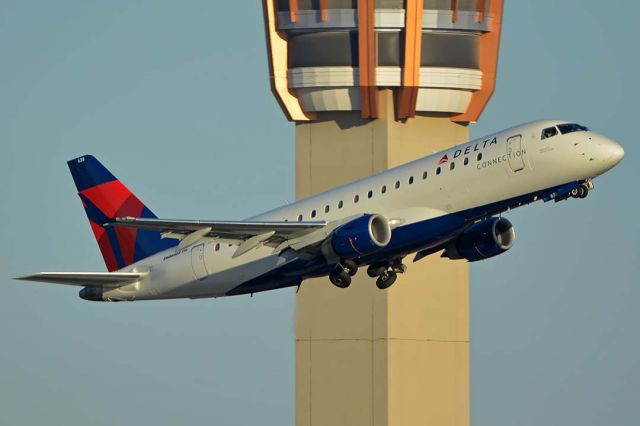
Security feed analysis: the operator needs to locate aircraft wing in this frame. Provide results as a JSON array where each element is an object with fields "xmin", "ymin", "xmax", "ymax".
[
  {"xmin": 108, "ymin": 216, "xmax": 332, "ymax": 257},
  {"xmin": 108, "ymin": 216, "xmax": 357, "ymax": 257},
  {"xmin": 109, "ymin": 217, "xmax": 327, "ymax": 240},
  {"xmin": 15, "ymin": 272, "xmax": 147, "ymax": 288}
]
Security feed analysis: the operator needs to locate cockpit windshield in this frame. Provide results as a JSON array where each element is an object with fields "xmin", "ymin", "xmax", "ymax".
[
  {"xmin": 541, "ymin": 127, "xmax": 558, "ymax": 140},
  {"xmin": 557, "ymin": 123, "xmax": 589, "ymax": 134}
]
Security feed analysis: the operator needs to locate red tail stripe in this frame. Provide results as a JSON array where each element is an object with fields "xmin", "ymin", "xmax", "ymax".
[
  {"xmin": 114, "ymin": 194, "xmax": 145, "ymax": 265},
  {"xmin": 89, "ymin": 220, "xmax": 119, "ymax": 271},
  {"xmin": 81, "ymin": 180, "xmax": 133, "ymax": 218}
]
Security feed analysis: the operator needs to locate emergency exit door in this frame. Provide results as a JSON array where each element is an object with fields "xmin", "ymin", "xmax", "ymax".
[
  {"xmin": 190, "ymin": 243, "xmax": 209, "ymax": 280},
  {"xmin": 507, "ymin": 135, "xmax": 525, "ymax": 172}
]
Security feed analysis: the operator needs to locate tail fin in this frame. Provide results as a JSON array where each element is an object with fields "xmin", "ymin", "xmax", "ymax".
[{"xmin": 67, "ymin": 155, "xmax": 177, "ymax": 271}]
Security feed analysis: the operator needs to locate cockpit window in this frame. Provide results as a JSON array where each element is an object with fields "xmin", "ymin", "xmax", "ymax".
[
  {"xmin": 542, "ymin": 127, "xmax": 558, "ymax": 140},
  {"xmin": 557, "ymin": 123, "xmax": 589, "ymax": 134}
]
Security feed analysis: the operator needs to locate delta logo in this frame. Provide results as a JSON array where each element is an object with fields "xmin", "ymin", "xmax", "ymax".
[{"xmin": 439, "ymin": 137, "xmax": 498, "ymax": 163}]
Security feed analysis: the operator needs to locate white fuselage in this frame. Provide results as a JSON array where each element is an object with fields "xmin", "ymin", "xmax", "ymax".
[{"xmin": 103, "ymin": 120, "xmax": 623, "ymax": 301}]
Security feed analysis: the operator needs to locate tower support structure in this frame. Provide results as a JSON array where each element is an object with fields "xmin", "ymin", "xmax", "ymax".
[
  {"xmin": 261, "ymin": 1, "xmax": 505, "ymax": 424},
  {"xmin": 295, "ymin": 91, "xmax": 469, "ymax": 426}
]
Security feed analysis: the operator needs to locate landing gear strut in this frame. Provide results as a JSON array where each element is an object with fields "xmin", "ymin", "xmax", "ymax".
[{"xmin": 342, "ymin": 259, "xmax": 358, "ymax": 276}]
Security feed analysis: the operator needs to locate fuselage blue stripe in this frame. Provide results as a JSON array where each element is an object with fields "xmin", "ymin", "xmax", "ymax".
[{"xmin": 226, "ymin": 181, "xmax": 582, "ymax": 295}]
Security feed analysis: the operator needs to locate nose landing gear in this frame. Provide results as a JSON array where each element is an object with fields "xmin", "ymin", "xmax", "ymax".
[{"xmin": 570, "ymin": 182, "xmax": 590, "ymax": 199}]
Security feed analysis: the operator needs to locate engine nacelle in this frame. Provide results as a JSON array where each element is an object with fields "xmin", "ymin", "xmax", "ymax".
[
  {"xmin": 331, "ymin": 214, "xmax": 392, "ymax": 259},
  {"xmin": 79, "ymin": 287, "xmax": 105, "ymax": 302},
  {"xmin": 444, "ymin": 217, "xmax": 516, "ymax": 262}
]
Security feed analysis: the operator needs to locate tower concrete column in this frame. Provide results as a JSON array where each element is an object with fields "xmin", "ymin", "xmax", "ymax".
[
  {"xmin": 261, "ymin": 1, "xmax": 504, "ymax": 424},
  {"xmin": 295, "ymin": 90, "xmax": 469, "ymax": 426}
]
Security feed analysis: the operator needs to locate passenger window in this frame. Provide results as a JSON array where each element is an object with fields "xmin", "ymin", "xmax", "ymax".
[
  {"xmin": 381, "ymin": 185, "xmax": 387, "ymax": 194},
  {"xmin": 354, "ymin": 195, "xmax": 360, "ymax": 203},
  {"xmin": 338, "ymin": 200, "xmax": 343, "ymax": 208},
  {"xmin": 367, "ymin": 190, "xmax": 373, "ymax": 199},
  {"xmin": 477, "ymin": 153, "xmax": 482, "ymax": 161},
  {"xmin": 297, "ymin": 214, "xmax": 303, "ymax": 222},
  {"xmin": 542, "ymin": 127, "xmax": 558, "ymax": 140},
  {"xmin": 464, "ymin": 157, "xmax": 469, "ymax": 166},
  {"xmin": 423, "ymin": 171, "xmax": 428, "ymax": 179},
  {"xmin": 408, "ymin": 176, "xmax": 414, "ymax": 184},
  {"xmin": 450, "ymin": 162, "xmax": 455, "ymax": 171},
  {"xmin": 215, "ymin": 243, "xmax": 220, "ymax": 251},
  {"xmin": 311, "ymin": 210, "xmax": 316, "ymax": 218},
  {"xmin": 436, "ymin": 166, "xmax": 441, "ymax": 175},
  {"xmin": 395, "ymin": 181, "xmax": 400, "ymax": 189},
  {"xmin": 325, "ymin": 205, "xmax": 330, "ymax": 213}
]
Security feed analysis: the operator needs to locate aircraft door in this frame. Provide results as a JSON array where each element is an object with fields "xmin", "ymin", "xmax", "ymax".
[
  {"xmin": 507, "ymin": 135, "xmax": 525, "ymax": 172},
  {"xmin": 190, "ymin": 243, "xmax": 209, "ymax": 280}
]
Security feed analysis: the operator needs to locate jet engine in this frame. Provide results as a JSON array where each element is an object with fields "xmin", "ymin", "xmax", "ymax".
[
  {"xmin": 79, "ymin": 287, "xmax": 104, "ymax": 302},
  {"xmin": 444, "ymin": 217, "xmax": 515, "ymax": 262},
  {"xmin": 331, "ymin": 214, "xmax": 392, "ymax": 259}
]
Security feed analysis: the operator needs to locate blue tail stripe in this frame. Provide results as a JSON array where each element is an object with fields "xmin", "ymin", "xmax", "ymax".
[
  {"xmin": 68, "ymin": 155, "xmax": 117, "ymax": 192},
  {"xmin": 69, "ymin": 155, "xmax": 179, "ymax": 268}
]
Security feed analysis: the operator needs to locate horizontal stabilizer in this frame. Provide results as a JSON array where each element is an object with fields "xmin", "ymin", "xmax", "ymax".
[{"xmin": 15, "ymin": 272, "xmax": 148, "ymax": 288}]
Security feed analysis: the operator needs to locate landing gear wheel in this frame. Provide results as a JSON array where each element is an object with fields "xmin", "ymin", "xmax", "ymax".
[
  {"xmin": 342, "ymin": 259, "xmax": 359, "ymax": 277},
  {"xmin": 376, "ymin": 271, "xmax": 397, "ymax": 290},
  {"xmin": 329, "ymin": 270, "xmax": 352, "ymax": 288},
  {"xmin": 367, "ymin": 264, "xmax": 388, "ymax": 278},
  {"xmin": 570, "ymin": 187, "xmax": 580, "ymax": 198},
  {"xmin": 578, "ymin": 184, "xmax": 589, "ymax": 199}
]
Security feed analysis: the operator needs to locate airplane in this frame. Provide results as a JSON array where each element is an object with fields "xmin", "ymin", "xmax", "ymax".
[{"xmin": 16, "ymin": 120, "xmax": 624, "ymax": 302}]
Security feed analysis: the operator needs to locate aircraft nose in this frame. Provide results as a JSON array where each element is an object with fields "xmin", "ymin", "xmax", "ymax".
[{"xmin": 606, "ymin": 139, "xmax": 625, "ymax": 166}]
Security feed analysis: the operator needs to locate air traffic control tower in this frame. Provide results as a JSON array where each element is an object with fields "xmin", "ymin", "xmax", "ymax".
[{"xmin": 262, "ymin": 1, "xmax": 504, "ymax": 425}]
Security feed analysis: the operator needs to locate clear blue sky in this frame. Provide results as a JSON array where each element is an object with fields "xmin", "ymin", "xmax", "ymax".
[{"xmin": 1, "ymin": 1, "xmax": 638, "ymax": 425}]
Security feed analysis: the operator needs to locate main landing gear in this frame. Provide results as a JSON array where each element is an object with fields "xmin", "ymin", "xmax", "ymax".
[
  {"xmin": 367, "ymin": 259, "xmax": 407, "ymax": 290},
  {"xmin": 329, "ymin": 258, "xmax": 407, "ymax": 290},
  {"xmin": 329, "ymin": 259, "xmax": 358, "ymax": 289}
]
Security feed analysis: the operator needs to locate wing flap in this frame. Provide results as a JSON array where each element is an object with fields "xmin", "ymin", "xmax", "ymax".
[{"xmin": 15, "ymin": 272, "xmax": 148, "ymax": 288}]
